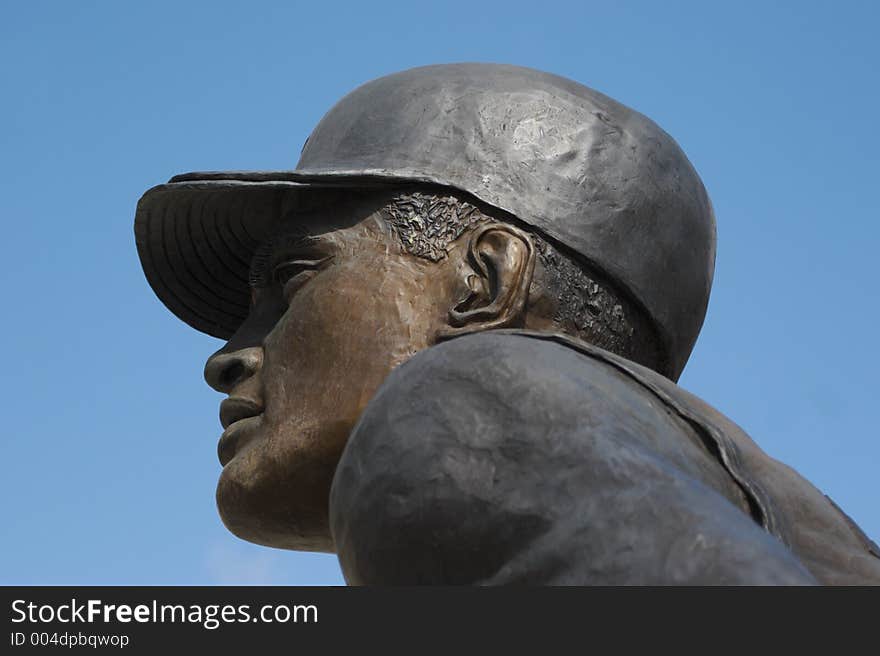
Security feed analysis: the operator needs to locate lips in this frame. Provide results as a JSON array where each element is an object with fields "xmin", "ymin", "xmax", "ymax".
[
  {"xmin": 217, "ymin": 398, "xmax": 264, "ymax": 466},
  {"xmin": 219, "ymin": 397, "xmax": 263, "ymax": 430}
]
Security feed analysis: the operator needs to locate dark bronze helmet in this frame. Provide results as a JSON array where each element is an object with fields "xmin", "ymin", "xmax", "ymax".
[{"xmin": 135, "ymin": 63, "xmax": 715, "ymax": 380}]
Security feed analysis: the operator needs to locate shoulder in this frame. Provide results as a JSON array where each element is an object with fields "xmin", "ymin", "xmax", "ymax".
[
  {"xmin": 368, "ymin": 330, "xmax": 641, "ymax": 419},
  {"xmin": 329, "ymin": 332, "xmax": 768, "ymax": 583},
  {"xmin": 345, "ymin": 331, "xmax": 730, "ymax": 488}
]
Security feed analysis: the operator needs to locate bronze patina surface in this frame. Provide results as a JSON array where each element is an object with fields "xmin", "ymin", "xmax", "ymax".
[{"xmin": 135, "ymin": 63, "xmax": 880, "ymax": 584}]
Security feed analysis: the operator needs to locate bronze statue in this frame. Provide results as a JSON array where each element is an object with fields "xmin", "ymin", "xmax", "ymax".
[{"xmin": 135, "ymin": 64, "xmax": 880, "ymax": 584}]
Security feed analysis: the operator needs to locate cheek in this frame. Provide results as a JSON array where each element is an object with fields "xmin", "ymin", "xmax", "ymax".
[{"xmin": 261, "ymin": 255, "xmax": 444, "ymax": 429}]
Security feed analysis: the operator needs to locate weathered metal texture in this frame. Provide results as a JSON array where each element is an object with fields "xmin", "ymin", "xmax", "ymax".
[
  {"xmin": 331, "ymin": 331, "xmax": 880, "ymax": 585},
  {"xmin": 330, "ymin": 331, "xmax": 816, "ymax": 584},
  {"xmin": 135, "ymin": 63, "xmax": 715, "ymax": 380}
]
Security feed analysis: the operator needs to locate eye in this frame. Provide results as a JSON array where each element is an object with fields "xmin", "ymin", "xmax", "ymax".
[
  {"xmin": 273, "ymin": 256, "xmax": 333, "ymax": 284},
  {"xmin": 273, "ymin": 256, "xmax": 333, "ymax": 300}
]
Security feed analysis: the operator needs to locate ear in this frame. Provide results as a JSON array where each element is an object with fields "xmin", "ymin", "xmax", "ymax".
[{"xmin": 438, "ymin": 222, "xmax": 536, "ymax": 339}]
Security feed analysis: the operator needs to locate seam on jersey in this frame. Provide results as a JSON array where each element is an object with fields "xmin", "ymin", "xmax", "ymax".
[{"xmin": 488, "ymin": 330, "xmax": 789, "ymax": 546}]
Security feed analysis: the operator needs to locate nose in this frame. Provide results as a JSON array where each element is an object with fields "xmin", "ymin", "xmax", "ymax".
[{"xmin": 204, "ymin": 347, "xmax": 263, "ymax": 393}]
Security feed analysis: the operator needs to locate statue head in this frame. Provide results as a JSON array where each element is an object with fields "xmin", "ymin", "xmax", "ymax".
[{"xmin": 134, "ymin": 63, "xmax": 715, "ymax": 552}]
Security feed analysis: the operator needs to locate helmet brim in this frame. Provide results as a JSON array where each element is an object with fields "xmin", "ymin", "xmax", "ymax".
[
  {"xmin": 134, "ymin": 170, "xmax": 455, "ymax": 340},
  {"xmin": 135, "ymin": 174, "xmax": 301, "ymax": 340}
]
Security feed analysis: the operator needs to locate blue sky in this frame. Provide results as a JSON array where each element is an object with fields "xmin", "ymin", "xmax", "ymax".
[{"xmin": 1, "ymin": 1, "xmax": 877, "ymax": 585}]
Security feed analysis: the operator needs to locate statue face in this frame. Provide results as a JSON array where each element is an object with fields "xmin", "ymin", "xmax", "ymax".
[{"xmin": 203, "ymin": 192, "xmax": 467, "ymax": 552}]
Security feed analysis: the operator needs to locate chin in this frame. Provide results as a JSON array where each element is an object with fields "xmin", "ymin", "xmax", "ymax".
[{"xmin": 215, "ymin": 452, "xmax": 336, "ymax": 553}]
